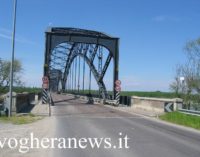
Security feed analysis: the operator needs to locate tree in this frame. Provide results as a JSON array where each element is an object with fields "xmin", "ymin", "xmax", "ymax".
[
  {"xmin": 184, "ymin": 38, "xmax": 200, "ymax": 93},
  {"xmin": 170, "ymin": 65, "xmax": 182, "ymax": 95},
  {"xmin": 170, "ymin": 37, "xmax": 200, "ymax": 108},
  {"xmin": 0, "ymin": 58, "xmax": 23, "ymax": 89}
]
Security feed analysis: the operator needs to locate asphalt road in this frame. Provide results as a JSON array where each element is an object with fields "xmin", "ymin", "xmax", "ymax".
[{"xmin": 50, "ymin": 93, "xmax": 200, "ymax": 157}]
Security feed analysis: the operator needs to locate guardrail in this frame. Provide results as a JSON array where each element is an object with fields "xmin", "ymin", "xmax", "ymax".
[
  {"xmin": 64, "ymin": 92, "xmax": 132, "ymax": 106},
  {"xmin": 178, "ymin": 108, "xmax": 200, "ymax": 116},
  {"xmin": 1, "ymin": 92, "xmax": 42, "ymax": 115}
]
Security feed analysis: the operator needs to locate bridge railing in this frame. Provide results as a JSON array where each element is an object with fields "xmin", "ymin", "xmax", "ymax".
[
  {"xmin": 63, "ymin": 91, "xmax": 132, "ymax": 106},
  {"xmin": 1, "ymin": 92, "xmax": 42, "ymax": 116}
]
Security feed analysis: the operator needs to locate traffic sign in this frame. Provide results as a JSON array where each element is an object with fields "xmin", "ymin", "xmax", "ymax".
[
  {"xmin": 42, "ymin": 76, "xmax": 49, "ymax": 84},
  {"xmin": 164, "ymin": 102, "xmax": 173, "ymax": 112},
  {"xmin": 115, "ymin": 80, "xmax": 121, "ymax": 86},
  {"xmin": 115, "ymin": 86, "xmax": 121, "ymax": 92},
  {"xmin": 42, "ymin": 83, "xmax": 49, "ymax": 89}
]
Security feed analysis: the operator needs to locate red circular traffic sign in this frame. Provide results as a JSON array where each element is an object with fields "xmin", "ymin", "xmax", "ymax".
[
  {"xmin": 115, "ymin": 86, "xmax": 121, "ymax": 92},
  {"xmin": 42, "ymin": 76, "xmax": 49, "ymax": 84},
  {"xmin": 42, "ymin": 83, "xmax": 49, "ymax": 89},
  {"xmin": 115, "ymin": 80, "xmax": 121, "ymax": 86}
]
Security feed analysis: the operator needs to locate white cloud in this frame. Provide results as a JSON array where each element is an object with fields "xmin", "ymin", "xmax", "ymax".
[
  {"xmin": 0, "ymin": 27, "xmax": 37, "ymax": 45},
  {"xmin": 152, "ymin": 15, "xmax": 166, "ymax": 22},
  {"xmin": 152, "ymin": 15, "xmax": 180, "ymax": 22}
]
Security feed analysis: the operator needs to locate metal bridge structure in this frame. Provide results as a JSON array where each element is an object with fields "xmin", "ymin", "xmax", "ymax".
[{"xmin": 43, "ymin": 27, "xmax": 119, "ymax": 101}]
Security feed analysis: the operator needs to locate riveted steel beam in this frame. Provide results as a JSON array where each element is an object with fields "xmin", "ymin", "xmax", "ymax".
[{"xmin": 44, "ymin": 27, "xmax": 119, "ymax": 100}]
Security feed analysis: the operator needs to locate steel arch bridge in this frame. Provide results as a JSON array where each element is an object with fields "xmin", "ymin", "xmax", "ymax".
[{"xmin": 43, "ymin": 27, "xmax": 119, "ymax": 100}]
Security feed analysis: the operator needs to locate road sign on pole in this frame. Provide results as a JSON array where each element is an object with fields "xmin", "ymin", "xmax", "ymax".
[
  {"xmin": 42, "ymin": 76, "xmax": 49, "ymax": 84},
  {"xmin": 42, "ymin": 83, "xmax": 49, "ymax": 89},
  {"xmin": 115, "ymin": 80, "xmax": 121, "ymax": 106},
  {"xmin": 115, "ymin": 86, "xmax": 121, "ymax": 92},
  {"xmin": 9, "ymin": 0, "xmax": 17, "ymax": 117},
  {"xmin": 115, "ymin": 80, "xmax": 121, "ymax": 86},
  {"xmin": 164, "ymin": 102, "xmax": 173, "ymax": 112},
  {"xmin": 42, "ymin": 76, "xmax": 49, "ymax": 104},
  {"xmin": 42, "ymin": 76, "xmax": 49, "ymax": 90},
  {"xmin": 115, "ymin": 80, "xmax": 121, "ymax": 92}
]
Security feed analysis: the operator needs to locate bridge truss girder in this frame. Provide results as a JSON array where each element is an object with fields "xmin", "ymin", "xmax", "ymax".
[{"xmin": 44, "ymin": 27, "xmax": 119, "ymax": 99}]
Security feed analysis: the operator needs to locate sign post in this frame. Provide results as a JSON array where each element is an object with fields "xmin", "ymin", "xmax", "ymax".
[
  {"xmin": 42, "ymin": 76, "xmax": 49, "ymax": 104},
  {"xmin": 164, "ymin": 102, "xmax": 173, "ymax": 112},
  {"xmin": 9, "ymin": 0, "xmax": 17, "ymax": 117},
  {"xmin": 115, "ymin": 80, "xmax": 121, "ymax": 106}
]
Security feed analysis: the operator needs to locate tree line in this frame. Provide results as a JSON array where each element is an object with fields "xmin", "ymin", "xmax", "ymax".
[
  {"xmin": 0, "ymin": 58, "xmax": 23, "ymax": 93},
  {"xmin": 170, "ymin": 37, "xmax": 200, "ymax": 109}
]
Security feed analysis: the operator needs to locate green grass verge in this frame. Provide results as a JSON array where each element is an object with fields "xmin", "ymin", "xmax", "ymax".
[
  {"xmin": 159, "ymin": 111, "xmax": 200, "ymax": 130},
  {"xmin": 0, "ymin": 114, "xmax": 43, "ymax": 125}
]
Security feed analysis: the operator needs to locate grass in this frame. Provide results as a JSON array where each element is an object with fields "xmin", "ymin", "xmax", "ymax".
[
  {"xmin": 0, "ymin": 113, "xmax": 43, "ymax": 125},
  {"xmin": 159, "ymin": 111, "xmax": 200, "ymax": 130}
]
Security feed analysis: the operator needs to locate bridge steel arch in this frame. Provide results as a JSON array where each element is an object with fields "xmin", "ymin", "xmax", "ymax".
[{"xmin": 44, "ymin": 27, "xmax": 119, "ymax": 100}]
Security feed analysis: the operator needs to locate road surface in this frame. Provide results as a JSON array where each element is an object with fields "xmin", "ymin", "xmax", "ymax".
[{"xmin": 50, "ymin": 93, "xmax": 200, "ymax": 157}]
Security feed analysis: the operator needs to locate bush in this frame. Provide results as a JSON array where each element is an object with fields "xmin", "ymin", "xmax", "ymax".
[{"xmin": 0, "ymin": 86, "xmax": 41, "ymax": 94}]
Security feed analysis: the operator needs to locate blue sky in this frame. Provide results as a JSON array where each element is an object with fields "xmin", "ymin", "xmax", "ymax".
[{"xmin": 0, "ymin": 0, "xmax": 200, "ymax": 91}]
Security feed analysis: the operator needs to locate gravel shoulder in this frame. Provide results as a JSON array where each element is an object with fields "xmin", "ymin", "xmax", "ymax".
[{"xmin": 0, "ymin": 116, "xmax": 56, "ymax": 157}]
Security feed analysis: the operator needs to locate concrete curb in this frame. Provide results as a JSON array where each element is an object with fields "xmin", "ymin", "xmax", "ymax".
[{"xmin": 31, "ymin": 101, "xmax": 50, "ymax": 116}]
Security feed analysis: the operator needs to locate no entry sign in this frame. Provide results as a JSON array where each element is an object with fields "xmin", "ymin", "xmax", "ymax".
[
  {"xmin": 42, "ymin": 76, "xmax": 49, "ymax": 84},
  {"xmin": 115, "ymin": 86, "xmax": 121, "ymax": 92},
  {"xmin": 42, "ymin": 76, "xmax": 49, "ymax": 89},
  {"xmin": 115, "ymin": 80, "xmax": 121, "ymax": 92},
  {"xmin": 42, "ymin": 83, "xmax": 49, "ymax": 89},
  {"xmin": 115, "ymin": 80, "xmax": 121, "ymax": 86}
]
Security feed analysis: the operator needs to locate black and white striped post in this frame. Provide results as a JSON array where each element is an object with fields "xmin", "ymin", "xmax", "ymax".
[
  {"xmin": 115, "ymin": 80, "xmax": 121, "ymax": 106},
  {"xmin": 42, "ymin": 89, "xmax": 48, "ymax": 104},
  {"xmin": 115, "ymin": 91, "xmax": 120, "ymax": 106},
  {"xmin": 42, "ymin": 76, "xmax": 49, "ymax": 104}
]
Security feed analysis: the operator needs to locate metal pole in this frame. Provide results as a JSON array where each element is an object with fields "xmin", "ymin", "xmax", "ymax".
[
  {"xmin": 75, "ymin": 57, "xmax": 77, "ymax": 92},
  {"xmin": 9, "ymin": 0, "xmax": 17, "ymax": 117},
  {"xmin": 71, "ymin": 65, "xmax": 73, "ymax": 92},
  {"xmin": 68, "ymin": 69, "xmax": 70, "ymax": 92},
  {"xmin": 82, "ymin": 57, "xmax": 85, "ymax": 93},
  {"xmin": 78, "ymin": 55, "xmax": 80, "ymax": 93},
  {"xmin": 72, "ymin": 61, "xmax": 74, "ymax": 92},
  {"xmin": 48, "ymin": 90, "xmax": 51, "ymax": 117},
  {"xmin": 89, "ymin": 70, "xmax": 91, "ymax": 94},
  {"xmin": 70, "ymin": 67, "xmax": 72, "ymax": 92}
]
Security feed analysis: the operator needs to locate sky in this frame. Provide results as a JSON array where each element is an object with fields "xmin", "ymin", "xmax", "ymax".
[{"xmin": 0, "ymin": 0, "xmax": 200, "ymax": 91}]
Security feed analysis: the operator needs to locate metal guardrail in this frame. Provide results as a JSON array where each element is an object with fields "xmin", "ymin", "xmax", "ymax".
[
  {"xmin": 178, "ymin": 108, "xmax": 200, "ymax": 116},
  {"xmin": 65, "ymin": 92, "xmax": 132, "ymax": 106}
]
